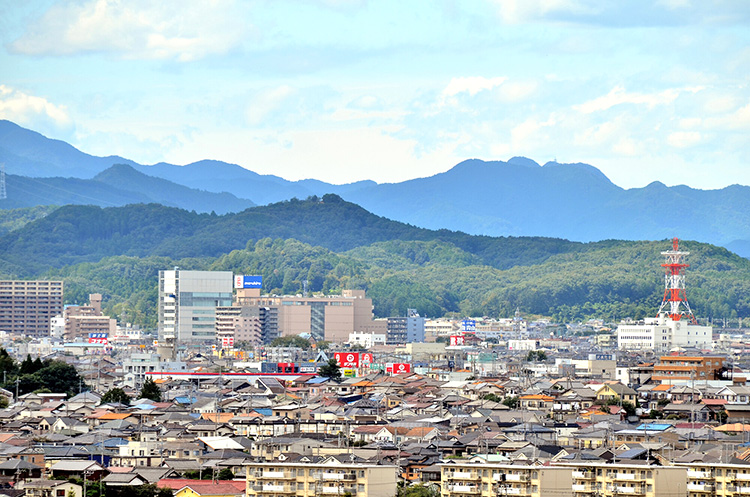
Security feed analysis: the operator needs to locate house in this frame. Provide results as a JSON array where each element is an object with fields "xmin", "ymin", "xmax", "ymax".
[{"xmin": 596, "ymin": 383, "xmax": 637, "ymax": 404}]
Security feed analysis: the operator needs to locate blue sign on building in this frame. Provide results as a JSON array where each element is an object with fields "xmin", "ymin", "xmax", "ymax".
[
  {"xmin": 234, "ymin": 275, "xmax": 262, "ymax": 289},
  {"xmin": 460, "ymin": 319, "xmax": 476, "ymax": 332}
]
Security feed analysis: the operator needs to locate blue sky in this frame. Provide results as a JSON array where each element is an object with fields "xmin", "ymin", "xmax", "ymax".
[{"xmin": 1, "ymin": 0, "xmax": 748, "ymax": 188}]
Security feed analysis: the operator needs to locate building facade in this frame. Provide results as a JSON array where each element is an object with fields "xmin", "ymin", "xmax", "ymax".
[
  {"xmin": 159, "ymin": 270, "xmax": 234, "ymax": 343},
  {"xmin": 617, "ymin": 313, "xmax": 712, "ymax": 352},
  {"xmin": 439, "ymin": 463, "xmax": 572, "ymax": 497},
  {"xmin": 244, "ymin": 461, "xmax": 397, "ymax": 497},
  {"xmin": 0, "ymin": 280, "xmax": 63, "ymax": 338}
]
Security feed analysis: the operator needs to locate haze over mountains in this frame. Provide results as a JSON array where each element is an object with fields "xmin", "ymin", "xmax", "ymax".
[{"xmin": 2, "ymin": 119, "xmax": 749, "ymax": 257}]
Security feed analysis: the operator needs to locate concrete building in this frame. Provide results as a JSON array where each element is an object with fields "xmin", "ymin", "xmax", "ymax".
[
  {"xmin": 386, "ymin": 309, "xmax": 426, "ymax": 345},
  {"xmin": 439, "ymin": 463, "xmax": 572, "ymax": 497},
  {"xmin": 560, "ymin": 462, "xmax": 686, "ymax": 497},
  {"xmin": 64, "ymin": 294, "xmax": 116, "ymax": 342},
  {"xmin": 0, "ymin": 280, "xmax": 63, "ymax": 338},
  {"xmin": 233, "ymin": 288, "xmax": 375, "ymax": 343},
  {"xmin": 215, "ymin": 305, "xmax": 263, "ymax": 348},
  {"xmin": 651, "ymin": 355, "xmax": 726, "ymax": 383},
  {"xmin": 159, "ymin": 270, "xmax": 234, "ymax": 343},
  {"xmin": 616, "ymin": 313, "xmax": 713, "ymax": 352},
  {"xmin": 244, "ymin": 461, "xmax": 397, "ymax": 497}
]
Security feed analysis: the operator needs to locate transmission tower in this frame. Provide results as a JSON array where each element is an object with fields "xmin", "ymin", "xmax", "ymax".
[
  {"xmin": 657, "ymin": 237, "xmax": 697, "ymax": 323},
  {"xmin": 0, "ymin": 164, "xmax": 6, "ymax": 200}
]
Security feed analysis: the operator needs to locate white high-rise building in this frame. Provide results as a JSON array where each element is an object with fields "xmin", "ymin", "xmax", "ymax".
[
  {"xmin": 159, "ymin": 270, "xmax": 233, "ymax": 343},
  {"xmin": 616, "ymin": 313, "xmax": 712, "ymax": 353}
]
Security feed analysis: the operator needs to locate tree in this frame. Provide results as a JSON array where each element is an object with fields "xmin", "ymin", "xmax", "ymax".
[
  {"xmin": 217, "ymin": 468, "xmax": 234, "ymax": 480},
  {"xmin": 270, "ymin": 335, "xmax": 311, "ymax": 350},
  {"xmin": 318, "ymin": 358, "xmax": 342, "ymax": 382},
  {"xmin": 101, "ymin": 387, "xmax": 131, "ymax": 406},
  {"xmin": 139, "ymin": 378, "xmax": 162, "ymax": 402},
  {"xmin": 503, "ymin": 396, "xmax": 520, "ymax": 409},
  {"xmin": 397, "ymin": 483, "xmax": 439, "ymax": 497}
]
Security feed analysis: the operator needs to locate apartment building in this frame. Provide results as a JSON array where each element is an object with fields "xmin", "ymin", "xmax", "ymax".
[
  {"xmin": 558, "ymin": 463, "xmax": 686, "ymax": 497},
  {"xmin": 244, "ymin": 461, "xmax": 397, "ymax": 497},
  {"xmin": 0, "ymin": 280, "xmax": 63, "ymax": 337},
  {"xmin": 439, "ymin": 463, "xmax": 572, "ymax": 497},
  {"xmin": 652, "ymin": 355, "xmax": 726, "ymax": 383},
  {"xmin": 64, "ymin": 294, "xmax": 116, "ymax": 341},
  {"xmin": 683, "ymin": 462, "xmax": 750, "ymax": 497}
]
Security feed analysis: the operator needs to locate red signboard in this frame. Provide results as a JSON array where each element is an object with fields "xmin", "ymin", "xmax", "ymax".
[
  {"xmin": 360, "ymin": 352, "xmax": 374, "ymax": 364},
  {"xmin": 334, "ymin": 352, "xmax": 360, "ymax": 368},
  {"xmin": 386, "ymin": 362, "xmax": 411, "ymax": 374},
  {"xmin": 221, "ymin": 337, "xmax": 234, "ymax": 347},
  {"xmin": 449, "ymin": 335, "xmax": 465, "ymax": 347}
]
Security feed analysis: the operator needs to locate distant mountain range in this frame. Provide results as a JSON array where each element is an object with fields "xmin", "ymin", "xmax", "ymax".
[{"xmin": 2, "ymin": 119, "xmax": 750, "ymax": 256}]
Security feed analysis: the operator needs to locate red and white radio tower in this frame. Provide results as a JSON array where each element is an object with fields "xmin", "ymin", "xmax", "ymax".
[{"xmin": 657, "ymin": 237, "xmax": 697, "ymax": 323}]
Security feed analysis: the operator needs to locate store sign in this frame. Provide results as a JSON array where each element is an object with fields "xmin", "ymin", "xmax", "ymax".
[{"xmin": 334, "ymin": 352, "xmax": 359, "ymax": 368}]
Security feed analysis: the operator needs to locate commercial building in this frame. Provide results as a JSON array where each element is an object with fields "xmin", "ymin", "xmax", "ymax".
[
  {"xmin": 232, "ymin": 288, "xmax": 375, "ymax": 343},
  {"xmin": 439, "ymin": 463, "xmax": 572, "ymax": 497},
  {"xmin": 64, "ymin": 294, "xmax": 116, "ymax": 342},
  {"xmin": 244, "ymin": 461, "xmax": 397, "ymax": 497},
  {"xmin": 159, "ymin": 270, "xmax": 233, "ymax": 343},
  {"xmin": 0, "ymin": 280, "xmax": 63, "ymax": 338},
  {"xmin": 616, "ymin": 313, "xmax": 713, "ymax": 352}
]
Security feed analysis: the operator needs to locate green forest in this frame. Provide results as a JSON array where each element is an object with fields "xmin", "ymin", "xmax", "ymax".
[{"xmin": 1, "ymin": 197, "xmax": 749, "ymax": 329}]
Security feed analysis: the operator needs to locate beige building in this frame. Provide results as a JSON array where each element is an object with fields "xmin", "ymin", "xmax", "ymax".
[
  {"xmin": 439, "ymin": 463, "xmax": 572, "ymax": 497},
  {"xmin": 558, "ymin": 462, "xmax": 686, "ymax": 497},
  {"xmin": 64, "ymin": 294, "xmax": 116, "ymax": 341},
  {"xmin": 683, "ymin": 462, "xmax": 750, "ymax": 497},
  {"xmin": 234, "ymin": 289, "xmax": 376, "ymax": 343},
  {"xmin": 244, "ymin": 461, "xmax": 397, "ymax": 497},
  {"xmin": 215, "ymin": 305, "xmax": 263, "ymax": 347},
  {"xmin": 0, "ymin": 280, "xmax": 63, "ymax": 337}
]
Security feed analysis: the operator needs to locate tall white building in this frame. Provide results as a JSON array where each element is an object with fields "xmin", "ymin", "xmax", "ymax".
[
  {"xmin": 617, "ymin": 313, "xmax": 712, "ymax": 352},
  {"xmin": 159, "ymin": 270, "xmax": 233, "ymax": 343}
]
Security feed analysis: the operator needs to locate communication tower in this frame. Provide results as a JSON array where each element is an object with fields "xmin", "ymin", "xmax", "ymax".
[
  {"xmin": 0, "ymin": 164, "xmax": 6, "ymax": 200},
  {"xmin": 657, "ymin": 237, "xmax": 697, "ymax": 323}
]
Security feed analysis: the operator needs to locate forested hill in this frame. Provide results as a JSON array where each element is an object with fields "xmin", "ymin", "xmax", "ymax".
[
  {"xmin": 0, "ymin": 195, "xmax": 581, "ymax": 276},
  {"xmin": 3, "ymin": 196, "xmax": 750, "ymax": 328}
]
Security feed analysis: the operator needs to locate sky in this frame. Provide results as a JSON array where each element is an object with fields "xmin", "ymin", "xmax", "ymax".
[{"xmin": 0, "ymin": 0, "xmax": 748, "ymax": 189}]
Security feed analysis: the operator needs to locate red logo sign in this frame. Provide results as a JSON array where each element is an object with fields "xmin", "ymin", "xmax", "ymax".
[
  {"xmin": 449, "ymin": 335, "xmax": 465, "ymax": 347},
  {"xmin": 334, "ymin": 352, "xmax": 359, "ymax": 368},
  {"xmin": 360, "ymin": 352, "xmax": 374, "ymax": 364},
  {"xmin": 386, "ymin": 363, "xmax": 411, "ymax": 374}
]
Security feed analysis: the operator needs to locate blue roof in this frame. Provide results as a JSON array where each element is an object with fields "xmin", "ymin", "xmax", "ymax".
[
  {"xmin": 306, "ymin": 376, "xmax": 330, "ymax": 384},
  {"xmin": 636, "ymin": 423, "xmax": 672, "ymax": 431},
  {"xmin": 254, "ymin": 408, "xmax": 272, "ymax": 416}
]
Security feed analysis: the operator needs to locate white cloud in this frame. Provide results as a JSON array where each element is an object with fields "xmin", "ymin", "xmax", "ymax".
[
  {"xmin": 575, "ymin": 86, "xmax": 689, "ymax": 114},
  {"xmin": 493, "ymin": 0, "xmax": 592, "ymax": 24},
  {"xmin": 443, "ymin": 76, "xmax": 508, "ymax": 97},
  {"xmin": 0, "ymin": 85, "xmax": 73, "ymax": 135},
  {"xmin": 10, "ymin": 0, "xmax": 248, "ymax": 61},
  {"xmin": 667, "ymin": 131, "xmax": 702, "ymax": 148},
  {"xmin": 245, "ymin": 86, "xmax": 296, "ymax": 126}
]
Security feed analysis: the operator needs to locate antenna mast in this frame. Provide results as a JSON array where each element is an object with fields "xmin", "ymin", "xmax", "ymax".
[
  {"xmin": 0, "ymin": 164, "xmax": 6, "ymax": 200},
  {"xmin": 657, "ymin": 237, "xmax": 697, "ymax": 323}
]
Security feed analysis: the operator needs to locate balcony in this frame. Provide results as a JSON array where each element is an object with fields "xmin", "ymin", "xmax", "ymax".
[
  {"xmin": 686, "ymin": 483, "xmax": 714, "ymax": 492},
  {"xmin": 738, "ymin": 487, "xmax": 750, "ymax": 495},
  {"xmin": 611, "ymin": 486, "xmax": 643, "ymax": 494},
  {"xmin": 738, "ymin": 474, "xmax": 750, "ymax": 481},
  {"xmin": 255, "ymin": 470, "xmax": 292, "ymax": 479},
  {"xmin": 502, "ymin": 487, "xmax": 526, "ymax": 496},
  {"xmin": 572, "ymin": 484, "xmax": 590, "ymax": 492},
  {"xmin": 321, "ymin": 472, "xmax": 356, "ymax": 481},
  {"xmin": 251, "ymin": 484, "xmax": 295, "ymax": 493},
  {"xmin": 321, "ymin": 486, "xmax": 355, "ymax": 494},
  {"xmin": 572, "ymin": 471, "xmax": 595, "ymax": 479},
  {"xmin": 450, "ymin": 472, "xmax": 477, "ymax": 480},
  {"xmin": 613, "ymin": 473, "xmax": 642, "ymax": 481},
  {"xmin": 448, "ymin": 484, "xmax": 479, "ymax": 493},
  {"xmin": 505, "ymin": 474, "xmax": 529, "ymax": 482},
  {"xmin": 687, "ymin": 470, "xmax": 712, "ymax": 479}
]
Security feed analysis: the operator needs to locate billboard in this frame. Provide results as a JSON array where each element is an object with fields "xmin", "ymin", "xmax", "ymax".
[
  {"xmin": 88, "ymin": 333, "xmax": 108, "ymax": 344},
  {"xmin": 387, "ymin": 363, "xmax": 411, "ymax": 374},
  {"xmin": 449, "ymin": 335, "xmax": 466, "ymax": 347},
  {"xmin": 234, "ymin": 275, "xmax": 263, "ymax": 289},
  {"xmin": 360, "ymin": 352, "xmax": 374, "ymax": 364},
  {"xmin": 334, "ymin": 352, "xmax": 359, "ymax": 368},
  {"xmin": 221, "ymin": 337, "xmax": 235, "ymax": 348},
  {"xmin": 460, "ymin": 319, "xmax": 476, "ymax": 332}
]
